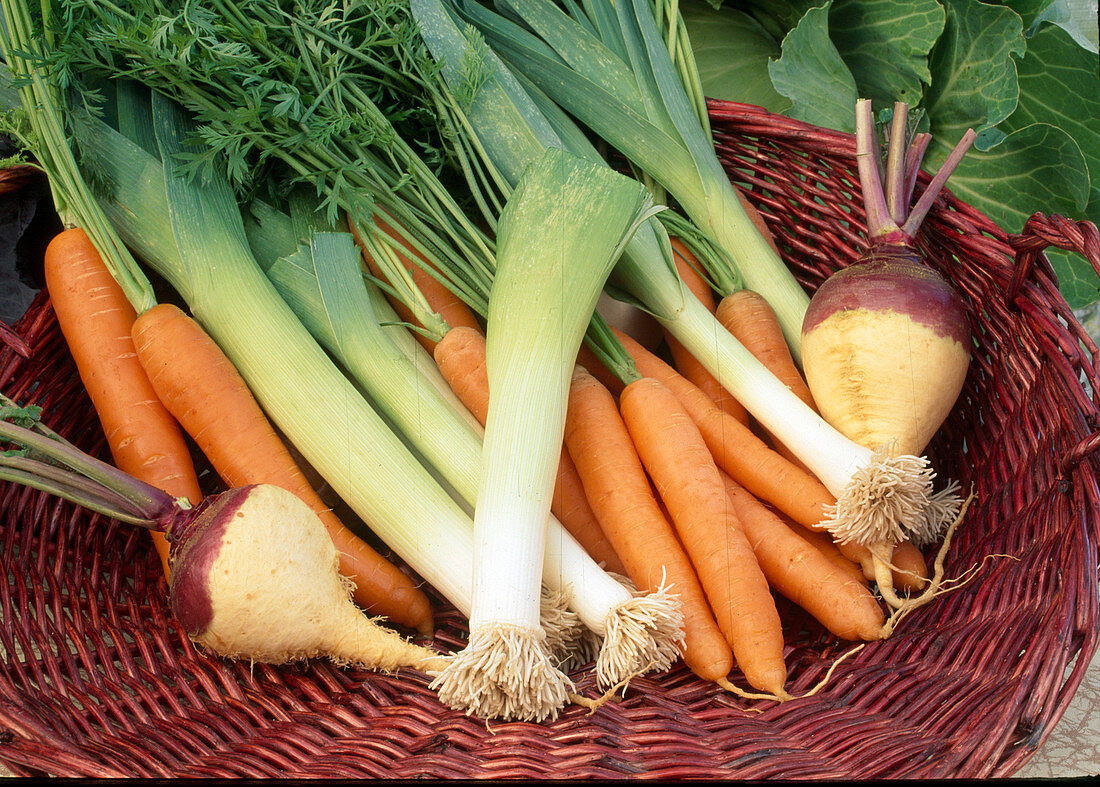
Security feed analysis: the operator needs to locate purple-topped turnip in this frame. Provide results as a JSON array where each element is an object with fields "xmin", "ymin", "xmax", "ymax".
[
  {"xmin": 0, "ymin": 403, "xmax": 449, "ymax": 673},
  {"xmin": 801, "ymin": 100, "xmax": 976, "ymax": 611}
]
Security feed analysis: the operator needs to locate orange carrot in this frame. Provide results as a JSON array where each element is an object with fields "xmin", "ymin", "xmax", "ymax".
[
  {"xmin": 716, "ymin": 288, "xmax": 816, "ymax": 413},
  {"xmin": 432, "ymin": 325, "xmax": 491, "ymax": 424},
  {"xmin": 131, "ymin": 302, "xmax": 434, "ymax": 635},
  {"xmin": 614, "ymin": 325, "xmax": 834, "ymax": 531},
  {"xmin": 554, "ymin": 449, "xmax": 628, "ymax": 575},
  {"xmin": 43, "ymin": 228, "xmax": 201, "ymax": 579},
  {"xmin": 432, "ymin": 325, "xmax": 625, "ymax": 573},
  {"xmin": 664, "ymin": 238, "xmax": 749, "ymax": 425},
  {"xmin": 564, "ymin": 366, "xmax": 732, "ymax": 683},
  {"xmin": 349, "ymin": 213, "xmax": 480, "ymax": 354},
  {"xmin": 715, "ymin": 291, "xmax": 931, "ymax": 592},
  {"xmin": 783, "ymin": 517, "xmax": 868, "ymax": 584},
  {"xmin": 890, "ymin": 540, "xmax": 930, "ymax": 593},
  {"xmin": 619, "ymin": 374, "xmax": 787, "ymax": 697},
  {"xmin": 721, "ymin": 473, "xmax": 885, "ymax": 642},
  {"xmin": 611, "ymin": 326, "xmax": 925, "ymax": 591}
]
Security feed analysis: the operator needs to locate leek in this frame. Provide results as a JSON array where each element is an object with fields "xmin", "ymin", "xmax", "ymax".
[
  {"xmin": 431, "ymin": 146, "xmax": 659, "ymax": 722},
  {"xmin": 457, "ymin": 0, "xmax": 811, "ymax": 360},
  {"xmin": 250, "ymin": 163, "xmax": 681, "ymax": 690},
  {"xmin": 412, "ymin": 0, "xmax": 940, "ymax": 551}
]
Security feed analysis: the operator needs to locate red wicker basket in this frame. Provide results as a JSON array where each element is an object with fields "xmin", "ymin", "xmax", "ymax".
[{"xmin": 1, "ymin": 100, "xmax": 1098, "ymax": 779}]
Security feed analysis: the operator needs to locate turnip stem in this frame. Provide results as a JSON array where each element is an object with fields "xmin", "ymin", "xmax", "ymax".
[
  {"xmin": 856, "ymin": 99, "xmax": 977, "ymax": 242},
  {"xmin": 901, "ymin": 128, "xmax": 977, "ymax": 238},
  {"xmin": 0, "ymin": 417, "xmax": 185, "ymax": 527},
  {"xmin": 904, "ymin": 133, "xmax": 933, "ymax": 209},
  {"xmin": 855, "ymin": 99, "xmax": 895, "ymax": 239},
  {"xmin": 885, "ymin": 101, "xmax": 910, "ymax": 226}
]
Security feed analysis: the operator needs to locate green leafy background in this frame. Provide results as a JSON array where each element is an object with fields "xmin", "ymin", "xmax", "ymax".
[{"xmin": 686, "ymin": 0, "xmax": 1100, "ymax": 308}]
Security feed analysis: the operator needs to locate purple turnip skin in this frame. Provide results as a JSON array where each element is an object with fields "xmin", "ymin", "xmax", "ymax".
[
  {"xmin": 802, "ymin": 246, "xmax": 971, "ymax": 347},
  {"xmin": 168, "ymin": 486, "xmax": 252, "ymax": 639}
]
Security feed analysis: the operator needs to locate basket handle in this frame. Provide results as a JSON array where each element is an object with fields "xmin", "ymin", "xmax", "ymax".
[
  {"xmin": 1006, "ymin": 213, "xmax": 1100, "ymax": 304},
  {"xmin": 1009, "ymin": 214, "xmax": 1100, "ymax": 472}
]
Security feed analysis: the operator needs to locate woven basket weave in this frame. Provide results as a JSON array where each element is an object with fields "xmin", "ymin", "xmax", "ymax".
[{"xmin": 1, "ymin": 101, "xmax": 1099, "ymax": 779}]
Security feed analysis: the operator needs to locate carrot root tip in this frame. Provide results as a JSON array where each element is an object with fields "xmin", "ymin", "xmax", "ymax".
[
  {"xmin": 568, "ymin": 668, "xmax": 643, "ymax": 715},
  {"xmin": 716, "ymin": 676, "xmax": 792, "ymax": 703}
]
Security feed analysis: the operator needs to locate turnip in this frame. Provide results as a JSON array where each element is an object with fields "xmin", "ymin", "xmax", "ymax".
[
  {"xmin": 0, "ymin": 404, "xmax": 449, "ymax": 674},
  {"xmin": 801, "ymin": 100, "xmax": 976, "ymax": 610}
]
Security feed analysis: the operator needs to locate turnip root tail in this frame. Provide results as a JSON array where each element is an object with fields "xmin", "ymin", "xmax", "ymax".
[
  {"xmin": 305, "ymin": 604, "xmax": 450, "ymax": 674},
  {"xmin": 877, "ymin": 489, "xmax": 977, "ymax": 635}
]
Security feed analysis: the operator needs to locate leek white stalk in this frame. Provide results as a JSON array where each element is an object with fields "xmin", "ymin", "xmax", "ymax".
[
  {"xmin": 413, "ymin": 0, "xmax": 938, "ymax": 549},
  {"xmin": 431, "ymin": 147, "xmax": 658, "ymax": 721}
]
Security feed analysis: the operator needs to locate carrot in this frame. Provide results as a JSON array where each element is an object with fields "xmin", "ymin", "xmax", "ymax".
[
  {"xmin": 43, "ymin": 228, "xmax": 202, "ymax": 579},
  {"xmin": 614, "ymin": 326, "xmax": 834, "ymax": 531},
  {"xmin": 618, "ymin": 374, "xmax": 788, "ymax": 698},
  {"xmin": 721, "ymin": 473, "xmax": 885, "ymax": 642},
  {"xmin": 131, "ymin": 302, "xmax": 434, "ymax": 635},
  {"xmin": 611, "ymin": 326, "xmax": 926, "ymax": 592},
  {"xmin": 349, "ymin": 213, "xmax": 481, "ymax": 354},
  {"xmin": 890, "ymin": 540, "xmax": 930, "ymax": 594},
  {"xmin": 714, "ymin": 288, "xmax": 817, "ymax": 473},
  {"xmin": 432, "ymin": 325, "xmax": 491, "ymax": 424},
  {"xmin": 664, "ymin": 238, "xmax": 749, "ymax": 425},
  {"xmin": 553, "ymin": 449, "xmax": 628, "ymax": 575},
  {"xmin": 716, "ymin": 288, "xmax": 816, "ymax": 413},
  {"xmin": 563, "ymin": 366, "xmax": 732, "ymax": 683},
  {"xmin": 783, "ymin": 518, "xmax": 868, "ymax": 584},
  {"xmin": 432, "ymin": 325, "xmax": 625, "ymax": 573}
]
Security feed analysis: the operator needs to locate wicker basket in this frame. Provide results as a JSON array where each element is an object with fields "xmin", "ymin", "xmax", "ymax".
[{"xmin": 1, "ymin": 101, "xmax": 1098, "ymax": 779}]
